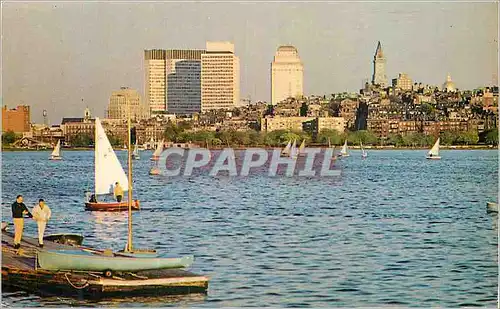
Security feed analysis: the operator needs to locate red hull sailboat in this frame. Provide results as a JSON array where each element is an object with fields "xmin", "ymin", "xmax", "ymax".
[{"xmin": 85, "ymin": 200, "xmax": 140, "ymax": 211}]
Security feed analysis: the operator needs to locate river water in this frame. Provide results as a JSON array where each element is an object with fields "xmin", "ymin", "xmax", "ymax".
[{"xmin": 1, "ymin": 149, "xmax": 498, "ymax": 307}]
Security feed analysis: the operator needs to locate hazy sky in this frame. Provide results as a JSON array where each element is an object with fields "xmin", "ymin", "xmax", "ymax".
[{"xmin": 2, "ymin": 2, "xmax": 498, "ymax": 123}]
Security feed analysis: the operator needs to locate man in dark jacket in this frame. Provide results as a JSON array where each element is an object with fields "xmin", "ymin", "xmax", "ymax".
[{"xmin": 12, "ymin": 195, "xmax": 33, "ymax": 249}]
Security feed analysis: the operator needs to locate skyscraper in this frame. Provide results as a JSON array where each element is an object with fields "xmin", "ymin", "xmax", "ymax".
[
  {"xmin": 372, "ymin": 41, "xmax": 387, "ymax": 87},
  {"xmin": 166, "ymin": 49, "xmax": 206, "ymax": 114},
  {"xmin": 201, "ymin": 42, "xmax": 240, "ymax": 112},
  {"xmin": 271, "ymin": 45, "xmax": 304, "ymax": 105},
  {"xmin": 144, "ymin": 49, "xmax": 166, "ymax": 113}
]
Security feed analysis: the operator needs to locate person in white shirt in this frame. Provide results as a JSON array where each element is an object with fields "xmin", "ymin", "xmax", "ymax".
[{"xmin": 32, "ymin": 199, "xmax": 51, "ymax": 248}]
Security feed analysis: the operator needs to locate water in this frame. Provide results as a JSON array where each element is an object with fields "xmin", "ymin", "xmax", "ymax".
[{"xmin": 1, "ymin": 149, "xmax": 498, "ymax": 307}]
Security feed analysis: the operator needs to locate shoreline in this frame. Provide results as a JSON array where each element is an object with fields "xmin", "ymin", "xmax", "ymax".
[{"xmin": 1, "ymin": 145, "xmax": 497, "ymax": 152}]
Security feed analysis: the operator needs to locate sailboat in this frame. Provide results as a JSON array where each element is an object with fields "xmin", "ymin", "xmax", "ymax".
[
  {"xmin": 340, "ymin": 140, "xmax": 350, "ymax": 157},
  {"xmin": 298, "ymin": 139, "xmax": 306, "ymax": 157},
  {"xmin": 281, "ymin": 140, "xmax": 292, "ymax": 157},
  {"xmin": 49, "ymin": 140, "xmax": 62, "ymax": 160},
  {"xmin": 329, "ymin": 137, "xmax": 337, "ymax": 161},
  {"xmin": 290, "ymin": 139, "xmax": 298, "ymax": 159},
  {"xmin": 132, "ymin": 143, "xmax": 140, "ymax": 160},
  {"xmin": 426, "ymin": 138, "xmax": 441, "ymax": 160},
  {"xmin": 150, "ymin": 140, "xmax": 164, "ymax": 161},
  {"xmin": 84, "ymin": 118, "xmax": 140, "ymax": 211},
  {"xmin": 361, "ymin": 141, "xmax": 367, "ymax": 159}
]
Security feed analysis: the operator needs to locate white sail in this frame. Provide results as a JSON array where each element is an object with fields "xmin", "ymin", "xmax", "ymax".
[
  {"xmin": 290, "ymin": 139, "xmax": 298, "ymax": 158},
  {"xmin": 328, "ymin": 137, "xmax": 332, "ymax": 148},
  {"xmin": 340, "ymin": 140, "xmax": 348, "ymax": 155},
  {"xmin": 153, "ymin": 140, "xmax": 164, "ymax": 157},
  {"xmin": 428, "ymin": 138, "xmax": 440, "ymax": 156},
  {"xmin": 361, "ymin": 142, "xmax": 367, "ymax": 157},
  {"xmin": 51, "ymin": 140, "xmax": 61, "ymax": 157},
  {"xmin": 94, "ymin": 118, "xmax": 129, "ymax": 195},
  {"xmin": 298, "ymin": 139, "xmax": 306, "ymax": 154},
  {"xmin": 282, "ymin": 140, "xmax": 292, "ymax": 155},
  {"xmin": 132, "ymin": 143, "xmax": 140, "ymax": 158}
]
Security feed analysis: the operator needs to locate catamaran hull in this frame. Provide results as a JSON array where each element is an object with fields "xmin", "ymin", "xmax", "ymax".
[
  {"xmin": 426, "ymin": 156, "xmax": 441, "ymax": 160},
  {"xmin": 85, "ymin": 200, "xmax": 140, "ymax": 211},
  {"xmin": 37, "ymin": 250, "xmax": 194, "ymax": 272}
]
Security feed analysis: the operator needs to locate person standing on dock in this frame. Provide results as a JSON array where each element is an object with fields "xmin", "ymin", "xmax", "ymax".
[
  {"xmin": 11, "ymin": 195, "xmax": 33, "ymax": 249},
  {"xmin": 114, "ymin": 182, "xmax": 124, "ymax": 202},
  {"xmin": 32, "ymin": 199, "xmax": 52, "ymax": 248}
]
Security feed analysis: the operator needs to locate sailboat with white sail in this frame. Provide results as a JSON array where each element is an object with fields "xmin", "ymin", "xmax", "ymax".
[
  {"xmin": 290, "ymin": 139, "xmax": 298, "ymax": 159},
  {"xmin": 151, "ymin": 140, "xmax": 164, "ymax": 161},
  {"xmin": 132, "ymin": 143, "xmax": 140, "ymax": 160},
  {"xmin": 49, "ymin": 140, "xmax": 62, "ymax": 160},
  {"xmin": 298, "ymin": 139, "xmax": 306, "ymax": 157},
  {"xmin": 339, "ymin": 140, "xmax": 350, "ymax": 157},
  {"xmin": 85, "ymin": 118, "xmax": 140, "ymax": 211},
  {"xmin": 329, "ymin": 137, "xmax": 337, "ymax": 161},
  {"xmin": 361, "ymin": 141, "xmax": 367, "ymax": 159},
  {"xmin": 426, "ymin": 138, "xmax": 441, "ymax": 160},
  {"xmin": 281, "ymin": 140, "xmax": 292, "ymax": 157}
]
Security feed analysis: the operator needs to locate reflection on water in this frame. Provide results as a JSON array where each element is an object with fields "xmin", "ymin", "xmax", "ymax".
[{"xmin": 1, "ymin": 150, "xmax": 498, "ymax": 307}]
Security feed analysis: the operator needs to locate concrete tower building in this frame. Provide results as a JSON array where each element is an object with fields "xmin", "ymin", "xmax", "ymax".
[
  {"xmin": 144, "ymin": 49, "xmax": 167, "ymax": 113},
  {"xmin": 107, "ymin": 87, "xmax": 149, "ymax": 121},
  {"xmin": 201, "ymin": 42, "xmax": 240, "ymax": 111},
  {"xmin": 372, "ymin": 41, "xmax": 387, "ymax": 87},
  {"xmin": 271, "ymin": 45, "xmax": 304, "ymax": 105}
]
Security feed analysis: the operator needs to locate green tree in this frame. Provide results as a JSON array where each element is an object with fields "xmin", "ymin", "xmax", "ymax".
[
  {"xmin": 317, "ymin": 129, "xmax": 343, "ymax": 145},
  {"xmin": 484, "ymin": 128, "xmax": 499, "ymax": 145},
  {"xmin": 440, "ymin": 131, "xmax": 457, "ymax": 145},
  {"xmin": 72, "ymin": 133, "xmax": 93, "ymax": 147},
  {"xmin": 2, "ymin": 130, "xmax": 19, "ymax": 145},
  {"xmin": 107, "ymin": 134, "xmax": 123, "ymax": 147},
  {"xmin": 387, "ymin": 134, "xmax": 404, "ymax": 146},
  {"xmin": 347, "ymin": 130, "xmax": 379, "ymax": 145}
]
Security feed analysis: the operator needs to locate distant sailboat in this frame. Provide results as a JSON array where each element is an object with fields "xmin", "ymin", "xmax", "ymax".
[
  {"xmin": 290, "ymin": 139, "xmax": 298, "ymax": 159},
  {"xmin": 85, "ymin": 118, "xmax": 140, "ymax": 211},
  {"xmin": 426, "ymin": 138, "xmax": 441, "ymax": 160},
  {"xmin": 361, "ymin": 141, "xmax": 367, "ymax": 159},
  {"xmin": 281, "ymin": 140, "xmax": 292, "ymax": 157},
  {"xmin": 329, "ymin": 137, "xmax": 337, "ymax": 161},
  {"xmin": 132, "ymin": 143, "xmax": 140, "ymax": 160},
  {"xmin": 49, "ymin": 140, "xmax": 62, "ymax": 160},
  {"xmin": 298, "ymin": 139, "xmax": 306, "ymax": 157},
  {"xmin": 151, "ymin": 140, "xmax": 164, "ymax": 161},
  {"xmin": 340, "ymin": 140, "xmax": 350, "ymax": 157}
]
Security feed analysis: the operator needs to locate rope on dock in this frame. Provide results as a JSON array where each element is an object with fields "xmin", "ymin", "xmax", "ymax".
[{"xmin": 64, "ymin": 273, "xmax": 89, "ymax": 290}]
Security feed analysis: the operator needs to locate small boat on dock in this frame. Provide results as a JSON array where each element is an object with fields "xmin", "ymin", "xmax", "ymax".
[
  {"xmin": 43, "ymin": 233, "xmax": 84, "ymax": 246},
  {"xmin": 49, "ymin": 140, "xmax": 62, "ymax": 160},
  {"xmin": 426, "ymin": 138, "xmax": 441, "ymax": 160},
  {"xmin": 37, "ymin": 250, "xmax": 194, "ymax": 272},
  {"xmin": 487, "ymin": 202, "xmax": 498, "ymax": 213}
]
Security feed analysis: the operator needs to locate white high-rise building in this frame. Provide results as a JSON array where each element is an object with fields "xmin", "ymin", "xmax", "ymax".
[
  {"xmin": 372, "ymin": 41, "xmax": 387, "ymax": 87},
  {"xmin": 201, "ymin": 42, "xmax": 240, "ymax": 112},
  {"xmin": 166, "ymin": 49, "xmax": 206, "ymax": 114},
  {"xmin": 144, "ymin": 49, "xmax": 166, "ymax": 113},
  {"xmin": 271, "ymin": 45, "xmax": 304, "ymax": 105}
]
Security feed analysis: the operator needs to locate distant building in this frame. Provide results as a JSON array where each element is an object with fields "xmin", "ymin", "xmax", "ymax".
[
  {"xmin": 372, "ymin": 41, "xmax": 387, "ymax": 87},
  {"xmin": 2, "ymin": 105, "xmax": 31, "ymax": 133},
  {"xmin": 107, "ymin": 87, "xmax": 149, "ymax": 121},
  {"xmin": 442, "ymin": 74, "xmax": 456, "ymax": 92},
  {"xmin": 166, "ymin": 49, "xmax": 206, "ymax": 115},
  {"xmin": 201, "ymin": 41, "xmax": 240, "ymax": 112},
  {"xmin": 392, "ymin": 73, "xmax": 413, "ymax": 91},
  {"xmin": 144, "ymin": 49, "xmax": 167, "ymax": 112},
  {"xmin": 271, "ymin": 45, "xmax": 304, "ymax": 105},
  {"xmin": 261, "ymin": 116, "xmax": 345, "ymax": 133}
]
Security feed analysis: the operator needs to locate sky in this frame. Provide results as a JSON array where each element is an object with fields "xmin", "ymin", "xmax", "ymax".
[{"xmin": 2, "ymin": 1, "xmax": 498, "ymax": 123}]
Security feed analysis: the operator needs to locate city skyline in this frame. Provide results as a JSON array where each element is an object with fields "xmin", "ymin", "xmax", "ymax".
[{"xmin": 2, "ymin": 2, "xmax": 498, "ymax": 123}]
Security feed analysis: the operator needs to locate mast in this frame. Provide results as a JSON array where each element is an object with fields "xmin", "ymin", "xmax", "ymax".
[{"xmin": 126, "ymin": 97, "xmax": 133, "ymax": 252}]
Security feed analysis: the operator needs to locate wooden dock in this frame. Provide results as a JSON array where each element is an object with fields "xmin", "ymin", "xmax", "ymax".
[{"xmin": 1, "ymin": 231, "xmax": 209, "ymax": 299}]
